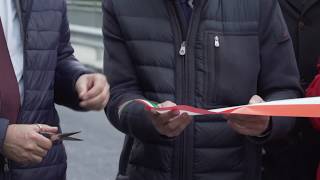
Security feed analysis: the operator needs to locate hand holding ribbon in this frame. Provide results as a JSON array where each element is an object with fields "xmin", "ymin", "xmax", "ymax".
[{"xmin": 147, "ymin": 101, "xmax": 192, "ymax": 138}]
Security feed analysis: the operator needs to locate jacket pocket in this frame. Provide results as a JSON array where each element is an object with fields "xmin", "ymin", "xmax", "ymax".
[
  {"xmin": 204, "ymin": 32, "xmax": 221, "ymax": 108},
  {"xmin": 204, "ymin": 31, "xmax": 260, "ymax": 107}
]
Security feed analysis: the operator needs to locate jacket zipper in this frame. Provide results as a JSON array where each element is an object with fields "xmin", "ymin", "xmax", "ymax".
[
  {"xmin": 170, "ymin": 0, "xmax": 203, "ymax": 179},
  {"xmin": 169, "ymin": 0, "xmax": 206, "ymax": 179},
  {"xmin": 168, "ymin": 2, "xmax": 187, "ymax": 180},
  {"xmin": 207, "ymin": 34, "xmax": 220, "ymax": 105},
  {"xmin": 213, "ymin": 35, "xmax": 220, "ymax": 103},
  {"xmin": 179, "ymin": 41, "xmax": 186, "ymax": 56},
  {"xmin": 214, "ymin": 35, "xmax": 220, "ymax": 48}
]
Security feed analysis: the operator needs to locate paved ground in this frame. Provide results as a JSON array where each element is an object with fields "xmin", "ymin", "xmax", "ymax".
[{"xmin": 56, "ymin": 105, "xmax": 124, "ymax": 180}]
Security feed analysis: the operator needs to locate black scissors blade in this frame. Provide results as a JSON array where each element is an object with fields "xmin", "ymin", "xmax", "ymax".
[
  {"xmin": 58, "ymin": 131, "xmax": 83, "ymax": 141},
  {"xmin": 40, "ymin": 131, "xmax": 83, "ymax": 141}
]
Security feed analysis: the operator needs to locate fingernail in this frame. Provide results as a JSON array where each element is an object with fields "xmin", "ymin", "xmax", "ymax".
[
  {"xmin": 172, "ymin": 110, "xmax": 180, "ymax": 116},
  {"xmin": 183, "ymin": 113, "xmax": 190, "ymax": 119}
]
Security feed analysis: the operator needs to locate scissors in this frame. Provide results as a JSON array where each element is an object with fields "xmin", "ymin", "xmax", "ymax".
[{"xmin": 40, "ymin": 131, "xmax": 83, "ymax": 142}]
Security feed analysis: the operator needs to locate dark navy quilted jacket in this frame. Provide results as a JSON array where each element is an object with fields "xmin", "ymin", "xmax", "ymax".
[
  {"xmin": 103, "ymin": 0, "xmax": 303, "ymax": 180},
  {"xmin": 0, "ymin": 0, "xmax": 92, "ymax": 179}
]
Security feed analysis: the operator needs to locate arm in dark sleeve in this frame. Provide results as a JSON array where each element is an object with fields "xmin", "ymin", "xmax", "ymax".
[
  {"xmin": 0, "ymin": 118, "xmax": 9, "ymax": 153},
  {"xmin": 54, "ymin": 1, "xmax": 95, "ymax": 110},
  {"xmin": 257, "ymin": 0, "xmax": 303, "ymax": 141},
  {"xmin": 103, "ymin": 0, "xmax": 169, "ymax": 143}
]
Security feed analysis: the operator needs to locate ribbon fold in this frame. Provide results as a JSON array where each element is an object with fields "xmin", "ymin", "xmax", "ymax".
[{"xmin": 137, "ymin": 97, "xmax": 320, "ymax": 117}]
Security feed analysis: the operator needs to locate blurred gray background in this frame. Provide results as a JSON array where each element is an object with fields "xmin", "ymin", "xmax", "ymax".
[{"xmin": 58, "ymin": 1, "xmax": 124, "ymax": 180}]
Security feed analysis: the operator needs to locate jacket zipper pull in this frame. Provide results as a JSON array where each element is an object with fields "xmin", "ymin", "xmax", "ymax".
[
  {"xmin": 179, "ymin": 41, "xmax": 186, "ymax": 56},
  {"xmin": 214, "ymin": 35, "xmax": 220, "ymax": 48}
]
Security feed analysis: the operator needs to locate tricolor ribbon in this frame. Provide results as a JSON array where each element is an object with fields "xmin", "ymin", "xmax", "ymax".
[{"xmin": 136, "ymin": 97, "xmax": 320, "ymax": 117}]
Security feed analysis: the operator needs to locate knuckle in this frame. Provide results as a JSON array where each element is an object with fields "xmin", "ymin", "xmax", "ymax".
[
  {"xmin": 21, "ymin": 152, "xmax": 30, "ymax": 159},
  {"xmin": 47, "ymin": 141, "xmax": 53, "ymax": 149},
  {"xmin": 29, "ymin": 133, "xmax": 37, "ymax": 140},
  {"xmin": 24, "ymin": 143, "xmax": 35, "ymax": 151},
  {"xmin": 43, "ymin": 150, "xmax": 48, "ymax": 157},
  {"xmin": 35, "ymin": 157, "xmax": 43, "ymax": 163}
]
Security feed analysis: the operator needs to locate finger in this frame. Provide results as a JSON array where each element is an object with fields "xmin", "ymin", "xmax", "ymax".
[
  {"xmin": 104, "ymin": 85, "xmax": 110, "ymax": 104},
  {"xmin": 38, "ymin": 124, "xmax": 58, "ymax": 133},
  {"xmin": 229, "ymin": 119, "xmax": 266, "ymax": 136},
  {"xmin": 227, "ymin": 117, "xmax": 261, "ymax": 130},
  {"xmin": 227, "ymin": 115, "xmax": 269, "ymax": 127},
  {"xmin": 82, "ymin": 75, "xmax": 106, "ymax": 100},
  {"xmin": 149, "ymin": 109, "xmax": 161, "ymax": 116},
  {"xmin": 33, "ymin": 146, "xmax": 48, "ymax": 157},
  {"xmin": 98, "ymin": 92, "xmax": 109, "ymax": 110},
  {"xmin": 249, "ymin": 95, "xmax": 264, "ymax": 104},
  {"xmin": 168, "ymin": 113, "xmax": 192, "ymax": 137},
  {"xmin": 157, "ymin": 110, "xmax": 180, "ymax": 124},
  {"xmin": 224, "ymin": 114, "xmax": 265, "ymax": 123},
  {"xmin": 32, "ymin": 133, "xmax": 53, "ymax": 150},
  {"xmin": 29, "ymin": 154, "xmax": 43, "ymax": 164},
  {"xmin": 228, "ymin": 116, "xmax": 270, "ymax": 135},
  {"xmin": 226, "ymin": 115, "xmax": 260, "ymax": 123},
  {"xmin": 227, "ymin": 120, "xmax": 258, "ymax": 136},
  {"xmin": 76, "ymin": 77, "xmax": 90, "ymax": 99},
  {"xmin": 80, "ymin": 86, "xmax": 109, "ymax": 110},
  {"xmin": 158, "ymin": 101, "xmax": 176, "ymax": 108},
  {"xmin": 164, "ymin": 114, "xmax": 186, "ymax": 133},
  {"xmin": 166, "ymin": 113, "xmax": 191, "ymax": 128}
]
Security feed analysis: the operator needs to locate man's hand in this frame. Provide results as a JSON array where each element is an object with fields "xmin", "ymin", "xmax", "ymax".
[
  {"xmin": 3, "ymin": 124, "xmax": 58, "ymax": 165},
  {"xmin": 148, "ymin": 101, "xmax": 192, "ymax": 138},
  {"xmin": 224, "ymin": 95, "xmax": 271, "ymax": 136},
  {"xmin": 76, "ymin": 73, "xmax": 110, "ymax": 111}
]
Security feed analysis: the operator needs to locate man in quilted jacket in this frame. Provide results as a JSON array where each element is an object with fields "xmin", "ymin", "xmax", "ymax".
[
  {"xmin": 0, "ymin": 0, "xmax": 109, "ymax": 179},
  {"xmin": 104, "ymin": 0, "xmax": 302, "ymax": 180}
]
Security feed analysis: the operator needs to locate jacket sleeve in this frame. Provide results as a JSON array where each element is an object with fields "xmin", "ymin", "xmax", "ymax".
[
  {"xmin": 0, "ymin": 118, "xmax": 9, "ymax": 153},
  {"xmin": 103, "ymin": 0, "xmax": 169, "ymax": 143},
  {"xmin": 54, "ymin": 1, "xmax": 95, "ymax": 110},
  {"xmin": 306, "ymin": 63, "xmax": 320, "ymax": 131},
  {"xmin": 257, "ymin": 0, "xmax": 303, "ymax": 141}
]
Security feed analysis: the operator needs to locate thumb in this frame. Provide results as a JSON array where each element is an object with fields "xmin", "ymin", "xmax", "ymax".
[
  {"xmin": 249, "ymin": 95, "xmax": 264, "ymax": 104},
  {"xmin": 76, "ymin": 75, "xmax": 89, "ymax": 99},
  {"xmin": 39, "ymin": 124, "xmax": 58, "ymax": 133},
  {"xmin": 158, "ymin": 101, "xmax": 177, "ymax": 108}
]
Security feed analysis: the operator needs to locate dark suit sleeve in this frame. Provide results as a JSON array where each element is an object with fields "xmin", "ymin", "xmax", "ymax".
[
  {"xmin": 0, "ymin": 118, "xmax": 9, "ymax": 153},
  {"xmin": 256, "ymin": 0, "xmax": 303, "ymax": 141},
  {"xmin": 54, "ymin": 1, "xmax": 95, "ymax": 110},
  {"xmin": 103, "ymin": 0, "xmax": 169, "ymax": 143}
]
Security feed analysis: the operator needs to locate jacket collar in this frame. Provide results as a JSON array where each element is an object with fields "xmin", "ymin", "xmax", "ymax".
[
  {"xmin": 13, "ymin": 0, "xmax": 25, "ymax": 41},
  {"xmin": 286, "ymin": 0, "xmax": 319, "ymax": 15},
  {"xmin": 285, "ymin": 0, "xmax": 303, "ymax": 12},
  {"xmin": 14, "ymin": 0, "xmax": 22, "ymax": 22},
  {"xmin": 302, "ymin": 0, "xmax": 319, "ymax": 15}
]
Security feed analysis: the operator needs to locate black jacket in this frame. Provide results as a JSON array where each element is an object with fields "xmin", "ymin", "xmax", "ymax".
[
  {"xmin": 103, "ymin": 0, "xmax": 302, "ymax": 180},
  {"xmin": 0, "ymin": 0, "xmax": 92, "ymax": 179},
  {"xmin": 279, "ymin": 0, "xmax": 320, "ymax": 87},
  {"xmin": 261, "ymin": 1, "xmax": 320, "ymax": 180}
]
